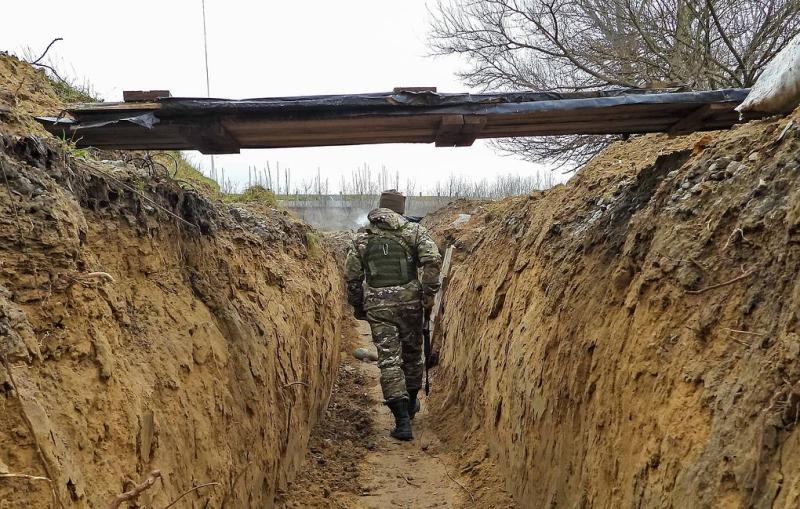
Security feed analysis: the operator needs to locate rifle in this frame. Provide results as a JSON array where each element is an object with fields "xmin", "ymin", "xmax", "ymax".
[{"xmin": 423, "ymin": 309, "xmax": 431, "ymax": 395}]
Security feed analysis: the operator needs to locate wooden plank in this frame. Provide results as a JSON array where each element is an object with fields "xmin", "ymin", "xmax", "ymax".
[
  {"xmin": 223, "ymin": 115, "xmax": 443, "ymax": 136},
  {"xmin": 393, "ymin": 86, "xmax": 437, "ymax": 93},
  {"xmin": 484, "ymin": 105, "xmax": 695, "ymax": 126},
  {"xmin": 436, "ymin": 115, "xmax": 486, "ymax": 147},
  {"xmin": 430, "ymin": 245, "xmax": 455, "ymax": 356},
  {"xmin": 436, "ymin": 114, "xmax": 464, "ymax": 134},
  {"xmin": 64, "ymin": 111, "xmax": 737, "ymax": 151},
  {"xmin": 240, "ymin": 136, "xmax": 436, "ymax": 149},
  {"xmin": 180, "ymin": 120, "xmax": 240, "ymax": 154},
  {"xmin": 235, "ymin": 129, "xmax": 438, "ymax": 145},
  {"xmin": 78, "ymin": 126, "xmax": 437, "ymax": 149},
  {"xmin": 477, "ymin": 102, "xmax": 708, "ymax": 124},
  {"xmin": 76, "ymin": 140, "xmax": 195, "ymax": 150},
  {"xmin": 123, "ymin": 90, "xmax": 172, "ymax": 102},
  {"xmin": 455, "ymin": 116, "xmax": 487, "ymax": 146},
  {"xmin": 434, "ymin": 114, "xmax": 464, "ymax": 147},
  {"xmin": 40, "ymin": 90, "xmax": 747, "ymax": 151},
  {"xmin": 67, "ymin": 101, "xmax": 162, "ymax": 115},
  {"xmin": 668, "ymin": 102, "xmax": 733, "ymax": 134},
  {"xmin": 480, "ymin": 117, "xmax": 686, "ymax": 136}
]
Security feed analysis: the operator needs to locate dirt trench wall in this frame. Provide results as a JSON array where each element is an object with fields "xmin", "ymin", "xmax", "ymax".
[
  {"xmin": 0, "ymin": 134, "xmax": 343, "ymax": 508},
  {"xmin": 430, "ymin": 117, "xmax": 800, "ymax": 508}
]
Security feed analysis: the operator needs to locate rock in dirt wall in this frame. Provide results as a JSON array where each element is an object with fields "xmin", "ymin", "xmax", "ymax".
[
  {"xmin": 0, "ymin": 134, "xmax": 344, "ymax": 508},
  {"xmin": 430, "ymin": 114, "xmax": 800, "ymax": 508}
]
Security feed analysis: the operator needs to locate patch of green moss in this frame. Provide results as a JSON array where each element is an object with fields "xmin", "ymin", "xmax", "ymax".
[
  {"xmin": 47, "ymin": 76, "xmax": 98, "ymax": 104},
  {"xmin": 222, "ymin": 185, "xmax": 278, "ymax": 206},
  {"xmin": 153, "ymin": 152, "xmax": 220, "ymax": 196},
  {"xmin": 305, "ymin": 231, "xmax": 322, "ymax": 259}
]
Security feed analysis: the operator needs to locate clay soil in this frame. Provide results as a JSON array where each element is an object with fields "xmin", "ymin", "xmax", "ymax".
[
  {"xmin": 0, "ymin": 53, "xmax": 345, "ymax": 508},
  {"xmin": 276, "ymin": 322, "xmax": 517, "ymax": 509},
  {"xmin": 424, "ymin": 114, "xmax": 800, "ymax": 508}
]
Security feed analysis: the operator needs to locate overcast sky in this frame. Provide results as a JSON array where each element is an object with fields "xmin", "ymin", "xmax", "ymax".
[{"xmin": 2, "ymin": 0, "xmax": 555, "ymax": 193}]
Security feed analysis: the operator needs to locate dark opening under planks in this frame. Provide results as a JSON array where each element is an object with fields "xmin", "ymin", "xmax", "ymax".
[{"xmin": 36, "ymin": 88, "xmax": 754, "ymax": 154}]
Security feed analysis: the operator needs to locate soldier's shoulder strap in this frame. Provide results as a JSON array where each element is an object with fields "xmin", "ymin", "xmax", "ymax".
[
  {"xmin": 364, "ymin": 226, "xmax": 416, "ymax": 260},
  {"xmin": 402, "ymin": 222, "xmax": 421, "ymax": 258}
]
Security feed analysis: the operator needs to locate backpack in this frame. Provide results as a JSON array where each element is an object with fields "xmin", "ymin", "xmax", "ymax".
[{"xmin": 361, "ymin": 229, "xmax": 417, "ymax": 288}]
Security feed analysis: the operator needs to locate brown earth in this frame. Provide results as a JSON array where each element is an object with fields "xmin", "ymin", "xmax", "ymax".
[
  {"xmin": 425, "ymin": 116, "xmax": 800, "ymax": 508},
  {"xmin": 0, "ymin": 53, "xmax": 345, "ymax": 508},
  {"xmin": 0, "ymin": 51, "xmax": 513, "ymax": 509},
  {"xmin": 275, "ymin": 322, "xmax": 516, "ymax": 508},
  {"xmin": 414, "ymin": 198, "xmax": 489, "ymax": 250},
  {"xmin": 0, "ymin": 52, "xmax": 65, "ymax": 136}
]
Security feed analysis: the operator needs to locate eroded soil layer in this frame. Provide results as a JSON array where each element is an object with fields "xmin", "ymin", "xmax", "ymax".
[
  {"xmin": 428, "ymin": 116, "xmax": 800, "ymax": 508},
  {"xmin": 0, "ymin": 63, "xmax": 345, "ymax": 506}
]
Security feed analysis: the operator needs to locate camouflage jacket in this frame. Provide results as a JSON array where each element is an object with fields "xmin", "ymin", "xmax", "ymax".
[{"xmin": 345, "ymin": 208, "xmax": 441, "ymax": 310}]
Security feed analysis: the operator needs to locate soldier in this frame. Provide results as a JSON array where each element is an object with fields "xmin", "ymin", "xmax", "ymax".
[{"xmin": 345, "ymin": 190, "xmax": 442, "ymax": 441}]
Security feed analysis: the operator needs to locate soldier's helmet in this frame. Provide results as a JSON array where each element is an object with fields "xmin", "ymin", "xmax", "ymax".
[{"xmin": 379, "ymin": 190, "xmax": 405, "ymax": 215}]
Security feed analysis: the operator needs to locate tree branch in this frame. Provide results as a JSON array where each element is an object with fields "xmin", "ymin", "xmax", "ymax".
[
  {"xmin": 28, "ymin": 37, "xmax": 63, "ymax": 65},
  {"xmin": 106, "ymin": 470, "xmax": 162, "ymax": 509}
]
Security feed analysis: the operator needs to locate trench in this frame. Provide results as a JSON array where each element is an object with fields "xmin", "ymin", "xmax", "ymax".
[
  {"xmin": 0, "ymin": 122, "xmax": 513, "ymax": 508},
  {"xmin": 4, "ymin": 52, "xmax": 800, "ymax": 509},
  {"xmin": 277, "ymin": 109, "xmax": 800, "ymax": 508},
  {"xmin": 275, "ymin": 322, "xmax": 515, "ymax": 509}
]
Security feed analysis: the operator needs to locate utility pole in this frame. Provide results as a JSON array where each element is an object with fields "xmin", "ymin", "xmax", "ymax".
[{"xmin": 201, "ymin": 0, "xmax": 216, "ymax": 182}]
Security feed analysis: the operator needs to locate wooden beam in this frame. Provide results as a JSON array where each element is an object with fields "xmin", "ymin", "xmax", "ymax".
[
  {"xmin": 434, "ymin": 114, "xmax": 464, "ymax": 147},
  {"xmin": 393, "ymin": 87, "xmax": 437, "ymax": 94},
  {"xmin": 123, "ymin": 90, "xmax": 172, "ymax": 102},
  {"xmin": 222, "ymin": 115, "xmax": 442, "ymax": 136},
  {"xmin": 430, "ymin": 245, "xmax": 455, "ymax": 355},
  {"xmin": 181, "ymin": 120, "xmax": 240, "ymax": 154},
  {"xmin": 66, "ymin": 102, "xmax": 162, "ymax": 118},
  {"xmin": 243, "ymin": 136, "xmax": 435, "ymax": 149},
  {"xmin": 481, "ymin": 117, "xmax": 685, "ymax": 135},
  {"xmin": 454, "ymin": 116, "xmax": 487, "ymax": 146},
  {"xmin": 36, "ymin": 89, "xmax": 748, "ymax": 151},
  {"xmin": 669, "ymin": 102, "xmax": 734, "ymax": 134},
  {"xmin": 436, "ymin": 115, "xmax": 486, "ymax": 147}
]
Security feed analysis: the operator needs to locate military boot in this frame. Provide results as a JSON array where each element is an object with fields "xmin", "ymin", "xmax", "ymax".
[
  {"xmin": 408, "ymin": 390, "xmax": 421, "ymax": 420},
  {"xmin": 386, "ymin": 398, "xmax": 413, "ymax": 441}
]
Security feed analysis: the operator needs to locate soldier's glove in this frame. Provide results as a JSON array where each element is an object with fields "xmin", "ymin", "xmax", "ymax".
[{"xmin": 353, "ymin": 305, "xmax": 367, "ymax": 321}]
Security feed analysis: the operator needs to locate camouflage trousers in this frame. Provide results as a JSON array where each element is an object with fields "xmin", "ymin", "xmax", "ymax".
[{"xmin": 365, "ymin": 304, "xmax": 424, "ymax": 402}]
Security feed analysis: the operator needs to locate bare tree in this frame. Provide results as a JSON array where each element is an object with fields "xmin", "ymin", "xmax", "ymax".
[{"xmin": 430, "ymin": 0, "xmax": 800, "ymax": 168}]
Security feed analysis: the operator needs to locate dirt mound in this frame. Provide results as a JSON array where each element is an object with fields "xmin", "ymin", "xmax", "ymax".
[
  {"xmin": 420, "ymin": 198, "xmax": 488, "ymax": 248},
  {"xmin": 320, "ymin": 231, "xmax": 355, "ymax": 271},
  {"xmin": 0, "ymin": 80, "xmax": 345, "ymax": 507},
  {"xmin": 275, "ymin": 354, "xmax": 373, "ymax": 508},
  {"xmin": 0, "ymin": 53, "xmax": 67, "ymax": 136},
  {"xmin": 429, "ymin": 118, "xmax": 800, "ymax": 508}
]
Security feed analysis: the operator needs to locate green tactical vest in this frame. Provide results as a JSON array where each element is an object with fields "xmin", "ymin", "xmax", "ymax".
[{"xmin": 361, "ymin": 229, "xmax": 417, "ymax": 288}]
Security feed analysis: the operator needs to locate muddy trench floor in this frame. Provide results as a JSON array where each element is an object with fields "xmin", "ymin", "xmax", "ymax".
[{"xmin": 275, "ymin": 322, "xmax": 516, "ymax": 509}]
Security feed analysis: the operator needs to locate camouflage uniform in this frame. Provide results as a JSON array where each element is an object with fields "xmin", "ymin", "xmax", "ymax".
[{"xmin": 345, "ymin": 208, "xmax": 442, "ymax": 402}]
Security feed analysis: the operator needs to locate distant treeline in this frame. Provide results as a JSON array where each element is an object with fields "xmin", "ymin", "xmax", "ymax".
[
  {"xmin": 227, "ymin": 162, "xmax": 554, "ymax": 200},
  {"xmin": 281, "ymin": 195, "xmax": 455, "ymax": 231}
]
